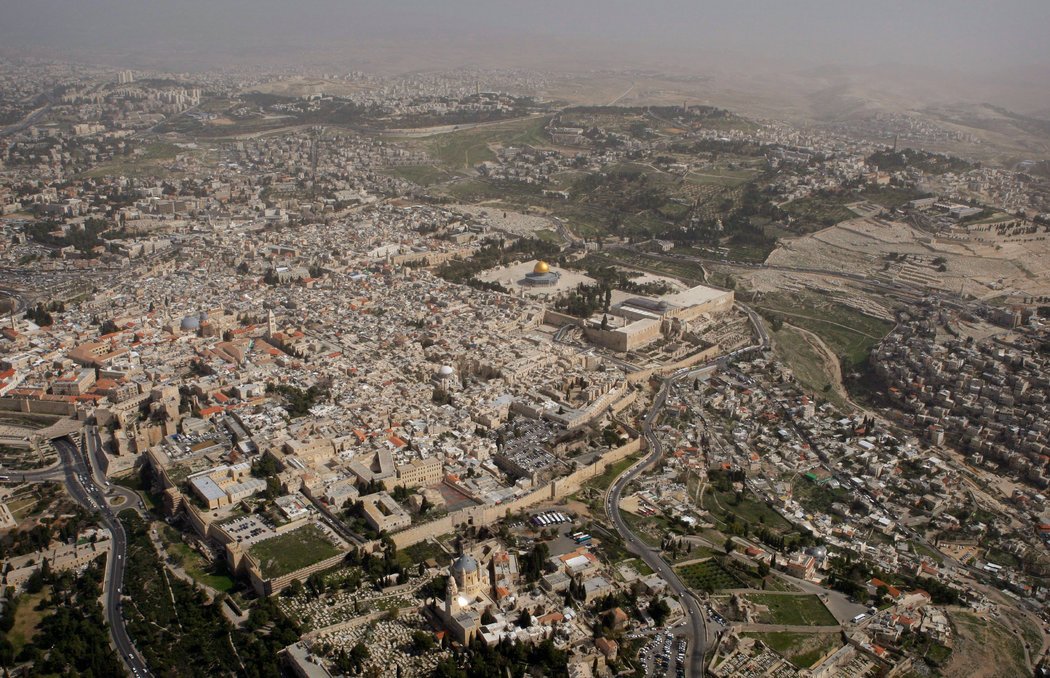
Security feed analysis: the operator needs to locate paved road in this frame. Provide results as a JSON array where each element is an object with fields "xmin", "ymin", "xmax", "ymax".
[
  {"xmin": 0, "ymin": 102, "xmax": 52, "ymax": 138},
  {"xmin": 83, "ymin": 425, "xmax": 141, "ymax": 510},
  {"xmin": 601, "ymin": 301, "xmax": 770, "ymax": 677},
  {"xmin": 50, "ymin": 437, "xmax": 150, "ymax": 677},
  {"xmin": 607, "ymin": 376, "xmax": 710, "ymax": 678}
]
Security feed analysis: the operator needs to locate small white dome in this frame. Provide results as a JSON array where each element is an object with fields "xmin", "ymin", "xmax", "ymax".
[{"xmin": 438, "ymin": 365, "xmax": 455, "ymax": 377}]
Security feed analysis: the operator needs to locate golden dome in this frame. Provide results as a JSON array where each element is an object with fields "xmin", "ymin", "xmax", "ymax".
[{"xmin": 533, "ymin": 261, "xmax": 550, "ymax": 275}]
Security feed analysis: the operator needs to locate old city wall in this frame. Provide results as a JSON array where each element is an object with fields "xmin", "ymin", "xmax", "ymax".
[{"xmin": 390, "ymin": 436, "xmax": 644, "ymax": 550}]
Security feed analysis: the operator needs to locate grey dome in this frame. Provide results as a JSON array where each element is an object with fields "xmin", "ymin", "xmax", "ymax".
[
  {"xmin": 180, "ymin": 315, "xmax": 201, "ymax": 331},
  {"xmin": 451, "ymin": 554, "xmax": 479, "ymax": 574}
]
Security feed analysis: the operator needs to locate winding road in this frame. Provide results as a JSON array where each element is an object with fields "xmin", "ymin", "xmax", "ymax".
[
  {"xmin": 607, "ymin": 376, "xmax": 709, "ymax": 677},
  {"xmin": 602, "ymin": 303, "xmax": 769, "ymax": 677},
  {"xmin": 22, "ymin": 433, "xmax": 150, "ymax": 677}
]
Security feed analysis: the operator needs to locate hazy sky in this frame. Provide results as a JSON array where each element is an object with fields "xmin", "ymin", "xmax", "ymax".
[{"xmin": 1, "ymin": 0, "xmax": 1048, "ymax": 75}]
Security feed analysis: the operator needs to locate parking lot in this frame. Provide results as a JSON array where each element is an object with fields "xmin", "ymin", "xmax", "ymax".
[{"xmin": 638, "ymin": 630, "xmax": 688, "ymax": 678}]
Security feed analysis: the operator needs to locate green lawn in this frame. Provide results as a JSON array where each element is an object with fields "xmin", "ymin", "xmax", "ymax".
[
  {"xmin": 745, "ymin": 593, "xmax": 838, "ymax": 626},
  {"xmin": 676, "ymin": 560, "xmax": 743, "ymax": 593},
  {"xmin": 248, "ymin": 524, "xmax": 342, "ymax": 578}
]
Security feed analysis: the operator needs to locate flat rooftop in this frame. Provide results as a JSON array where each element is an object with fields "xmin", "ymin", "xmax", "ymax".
[{"xmin": 660, "ymin": 283, "xmax": 733, "ymax": 308}]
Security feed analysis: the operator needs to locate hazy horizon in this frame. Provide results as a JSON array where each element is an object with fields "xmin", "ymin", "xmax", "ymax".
[
  {"xmin": 4, "ymin": 0, "xmax": 1050, "ymax": 119},
  {"xmin": 2, "ymin": 0, "xmax": 1048, "ymax": 75}
]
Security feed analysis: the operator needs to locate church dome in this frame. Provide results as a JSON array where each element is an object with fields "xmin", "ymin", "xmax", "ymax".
[
  {"xmin": 533, "ymin": 261, "xmax": 550, "ymax": 275},
  {"xmin": 451, "ymin": 553, "xmax": 479, "ymax": 575},
  {"xmin": 438, "ymin": 365, "xmax": 455, "ymax": 377},
  {"xmin": 180, "ymin": 315, "xmax": 201, "ymax": 331}
]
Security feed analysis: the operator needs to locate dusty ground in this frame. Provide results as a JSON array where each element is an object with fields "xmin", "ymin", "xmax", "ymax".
[
  {"xmin": 452, "ymin": 204, "xmax": 557, "ymax": 238},
  {"xmin": 766, "ymin": 217, "xmax": 1050, "ymax": 299},
  {"xmin": 742, "ymin": 269, "xmax": 895, "ymax": 322},
  {"xmin": 944, "ymin": 609, "xmax": 1031, "ymax": 678}
]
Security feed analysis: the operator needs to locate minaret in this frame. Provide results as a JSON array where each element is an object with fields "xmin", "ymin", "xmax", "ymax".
[{"xmin": 267, "ymin": 310, "xmax": 276, "ymax": 338}]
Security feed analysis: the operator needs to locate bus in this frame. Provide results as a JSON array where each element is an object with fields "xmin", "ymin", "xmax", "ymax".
[
  {"xmin": 574, "ymin": 534, "xmax": 592, "ymax": 544},
  {"xmin": 571, "ymin": 532, "xmax": 585, "ymax": 541}
]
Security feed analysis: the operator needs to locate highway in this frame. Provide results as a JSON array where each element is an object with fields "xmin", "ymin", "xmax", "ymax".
[
  {"xmin": 40, "ymin": 437, "xmax": 150, "ymax": 677},
  {"xmin": 0, "ymin": 102, "xmax": 52, "ymax": 138}
]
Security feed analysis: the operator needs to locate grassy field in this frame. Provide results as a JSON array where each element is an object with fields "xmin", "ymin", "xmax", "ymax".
[
  {"xmin": 909, "ymin": 540, "xmax": 944, "ymax": 565},
  {"xmin": 8, "ymin": 495, "xmax": 38, "ymax": 520},
  {"xmin": 397, "ymin": 538, "xmax": 450, "ymax": 569},
  {"xmin": 165, "ymin": 538, "xmax": 236, "ymax": 592},
  {"xmin": 248, "ymin": 524, "xmax": 341, "ymax": 578},
  {"xmin": 702, "ymin": 484, "xmax": 794, "ymax": 535},
  {"xmin": 746, "ymin": 593, "xmax": 838, "ymax": 626},
  {"xmin": 424, "ymin": 116, "xmax": 551, "ymax": 168},
  {"xmin": 754, "ymin": 293, "xmax": 894, "ymax": 368},
  {"xmin": 744, "ymin": 631, "xmax": 842, "ymax": 668},
  {"xmin": 622, "ymin": 511, "xmax": 675, "ymax": 548},
  {"xmin": 676, "ymin": 560, "xmax": 743, "ymax": 592},
  {"xmin": 791, "ymin": 477, "xmax": 852, "ymax": 516},
  {"xmin": 671, "ymin": 542, "xmax": 721, "ymax": 563},
  {"xmin": 782, "ymin": 187, "xmax": 926, "ymax": 232},
  {"xmin": 685, "ymin": 170, "xmax": 755, "ymax": 187},
  {"xmin": 585, "ymin": 452, "xmax": 641, "ymax": 492},
  {"xmin": 620, "ymin": 558, "xmax": 654, "ymax": 577},
  {"xmin": 534, "ymin": 228, "xmax": 563, "ymax": 244},
  {"xmin": 594, "ymin": 250, "xmax": 707, "ymax": 285},
  {"xmin": 385, "ymin": 164, "xmax": 457, "ymax": 186},
  {"xmin": 781, "ymin": 196, "xmax": 856, "ymax": 231},
  {"xmin": 773, "ymin": 325, "xmax": 850, "ymax": 411},
  {"xmin": 81, "ymin": 142, "xmax": 186, "ymax": 178},
  {"xmin": 8, "ymin": 588, "xmax": 50, "ymax": 654}
]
